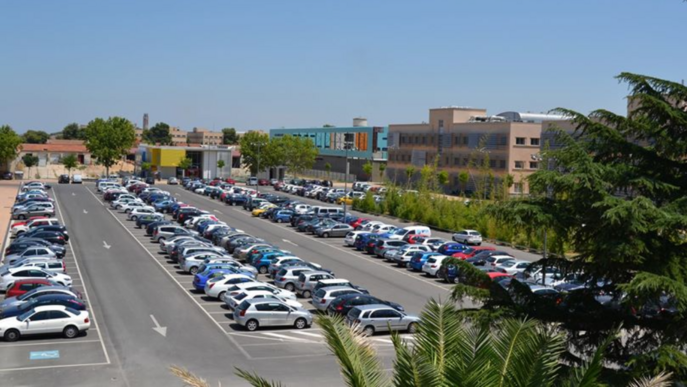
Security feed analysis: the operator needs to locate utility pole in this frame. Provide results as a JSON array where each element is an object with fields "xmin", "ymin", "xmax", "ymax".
[{"xmin": 343, "ymin": 134, "xmax": 350, "ymax": 217}]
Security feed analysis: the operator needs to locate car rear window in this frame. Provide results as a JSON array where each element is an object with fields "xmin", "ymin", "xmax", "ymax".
[
  {"xmin": 236, "ymin": 300, "xmax": 250, "ymax": 311},
  {"xmin": 234, "ymin": 293, "xmax": 248, "ymax": 301},
  {"xmin": 297, "ymin": 273, "xmax": 307, "ymax": 282},
  {"xmin": 347, "ymin": 307, "xmax": 363, "ymax": 319},
  {"xmin": 277, "ymin": 269, "xmax": 287, "ymax": 277},
  {"xmin": 427, "ymin": 258, "xmax": 437, "ymax": 264},
  {"xmin": 314, "ymin": 289, "xmax": 326, "ymax": 298}
]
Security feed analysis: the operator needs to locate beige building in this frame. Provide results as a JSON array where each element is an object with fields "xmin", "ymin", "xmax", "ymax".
[
  {"xmin": 387, "ymin": 107, "xmax": 565, "ymax": 195},
  {"xmin": 187, "ymin": 127, "xmax": 223, "ymax": 145},
  {"xmin": 136, "ymin": 126, "xmax": 189, "ymax": 145}
]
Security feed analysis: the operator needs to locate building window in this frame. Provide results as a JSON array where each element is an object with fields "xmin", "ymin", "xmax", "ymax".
[
  {"xmin": 489, "ymin": 160, "xmax": 496, "ymax": 168},
  {"xmin": 462, "ymin": 137, "xmax": 468, "ymax": 145},
  {"xmin": 500, "ymin": 136, "xmax": 507, "ymax": 145},
  {"xmin": 453, "ymin": 157, "xmax": 459, "ymax": 166},
  {"xmin": 499, "ymin": 160, "xmax": 506, "ymax": 169},
  {"xmin": 422, "ymin": 136, "xmax": 426, "ymax": 145},
  {"xmin": 515, "ymin": 137, "xmax": 526, "ymax": 145},
  {"xmin": 462, "ymin": 158, "xmax": 469, "ymax": 166},
  {"xmin": 514, "ymin": 161, "xmax": 524, "ymax": 169},
  {"xmin": 438, "ymin": 119, "xmax": 444, "ymax": 129},
  {"xmin": 530, "ymin": 138, "xmax": 540, "ymax": 146},
  {"xmin": 529, "ymin": 161, "xmax": 539, "ymax": 169},
  {"xmin": 514, "ymin": 183, "xmax": 523, "ymax": 193}
]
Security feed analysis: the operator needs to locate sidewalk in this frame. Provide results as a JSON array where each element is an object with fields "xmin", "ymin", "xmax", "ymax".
[{"xmin": 0, "ymin": 180, "xmax": 21, "ymax": 253}]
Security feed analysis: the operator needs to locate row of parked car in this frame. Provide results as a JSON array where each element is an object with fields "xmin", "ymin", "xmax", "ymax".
[
  {"xmin": 0, "ymin": 181, "xmax": 90, "ymax": 342},
  {"xmin": 129, "ymin": 177, "xmax": 420, "ymax": 335}
]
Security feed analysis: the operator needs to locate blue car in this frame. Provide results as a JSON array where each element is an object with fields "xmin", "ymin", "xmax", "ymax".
[
  {"xmin": 193, "ymin": 268, "xmax": 237, "ymax": 291},
  {"xmin": 271, "ymin": 210, "xmax": 294, "ymax": 223},
  {"xmin": 354, "ymin": 233, "xmax": 374, "ymax": 251},
  {"xmin": 225, "ymin": 194, "xmax": 247, "ymax": 206},
  {"xmin": 408, "ymin": 251, "xmax": 441, "ymax": 271},
  {"xmin": 154, "ymin": 200, "xmax": 175, "ymax": 212},
  {"xmin": 437, "ymin": 242, "xmax": 468, "ymax": 256}
]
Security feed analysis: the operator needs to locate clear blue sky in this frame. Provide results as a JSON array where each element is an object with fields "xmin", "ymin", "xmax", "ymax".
[{"xmin": 1, "ymin": 0, "xmax": 685, "ymax": 134}]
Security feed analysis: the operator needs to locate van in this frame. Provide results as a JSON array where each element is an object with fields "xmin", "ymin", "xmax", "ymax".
[
  {"xmin": 387, "ymin": 226, "xmax": 431, "ymax": 241},
  {"xmin": 310, "ymin": 206, "xmax": 343, "ymax": 217},
  {"xmin": 71, "ymin": 174, "xmax": 83, "ymax": 184}
]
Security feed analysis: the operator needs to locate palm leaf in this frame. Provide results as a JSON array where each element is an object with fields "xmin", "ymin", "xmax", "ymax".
[
  {"xmin": 235, "ymin": 369, "xmax": 284, "ymax": 387},
  {"xmin": 316, "ymin": 313, "xmax": 389, "ymax": 387},
  {"xmin": 562, "ymin": 329, "xmax": 618, "ymax": 387},
  {"xmin": 391, "ymin": 331, "xmax": 441, "ymax": 387},
  {"xmin": 628, "ymin": 372, "xmax": 672, "ymax": 387},
  {"xmin": 169, "ymin": 365, "xmax": 213, "ymax": 387}
]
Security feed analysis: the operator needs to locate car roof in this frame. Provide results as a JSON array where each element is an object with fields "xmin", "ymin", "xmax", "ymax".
[
  {"xmin": 321, "ymin": 286, "xmax": 359, "ymax": 293},
  {"xmin": 353, "ymin": 304, "xmax": 395, "ymax": 312},
  {"xmin": 31, "ymin": 305, "xmax": 71, "ymax": 312},
  {"xmin": 244, "ymin": 298, "xmax": 285, "ymax": 305},
  {"xmin": 319, "ymin": 278, "xmax": 348, "ymax": 284}
]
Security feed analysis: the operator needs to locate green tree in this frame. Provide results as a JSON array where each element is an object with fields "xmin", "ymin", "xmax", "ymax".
[
  {"xmin": 61, "ymin": 154, "xmax": 78, "ymax": 177},
  {"xmin": 22, "ymin": 130, "xmax": 50, "ymax": 144},
  {"xmin": 324, "ymin": 162, "xmax": 332, "ymax": 179},
  {"xmin": 22, "ymin": 154, "xmax": 39, "ymax": 178},
  {"xmin": 323, "ymin": 124, "xmax": 336, "ymax": 128},
  {"xmin": 379, "ymin": 163, "xmax": 386, "ymax": 179},
  {"xmin": 222, "ymin": 128, "xmax": 239, "ymax": 145},
  {"xmin": 239, "ymin": 131, "xmax": 271, "ymax": 176},
  {"xmin": 62, "ymin": 123, "xmax": 85, "ymax": 140},
  {"xmin": 273, "ymin": 135, "xmax": 319, "ymax": 178},
  {"xmin": 437, "ymin": 170, "xmax": 449, "ymax": 187},
  {"xmin": 362, "ymin": 160, "xmax": 373, "ymax": 180},
  {"xmin": 216, "ymin": 159, "xmax": 225, "ymax": 177},
  {"xmin": 84, "ymin": 117, "xmax": 136, "ymax": 178},
  {"xmin": 485, "ymin": 73, "xmax": 687, "ymax": 379},
  {"xmin": 141, "ymin": 162, "xmax": 152, "ymax": 176},
  {"xmin": 0, "ymin": 125, "xmax": 23, "ymax": 166},
  {"xmin": 458, "ymin": 171, "xmax": 469, "ymax": 196},
  {"xmin": 178, "ymin": 157, "xmax": 192, "ymax": 178},
  {"xmin": 404, "ymin": 165, "xmax": 415, "ymax": 187},
  {"xmin": 142, "ymin": 122, "xmax": 173, "ymax": 145}
]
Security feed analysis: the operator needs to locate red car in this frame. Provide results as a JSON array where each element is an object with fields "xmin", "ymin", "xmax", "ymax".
[
  {"xmin": 258, "ymin": 179, "xmax": 269, "ymax": 186},
  {"xmin": 452, "ymin": 246, "xmax": 496, "ymax": 260},
  {"xmin": 350, "ymin": 218, "xmax": 370, "ymax": 229},
  {"xmin": 225, "ymin": 178, "xmax": 236, "ymax": 185},
  {"xmin": 478, "ymin": 273, "xmax": 513, "ymax": 289},
  {"xmin": 5, "ymin": 279, "xmax": 55, "ymax": 299},
  {"xmin": 406, "ymin": 234, "xmax": 430, "ymax": 245},
  {"xmin": 10, "ymin": 215, "xmax": 49, "ymax": 230}
]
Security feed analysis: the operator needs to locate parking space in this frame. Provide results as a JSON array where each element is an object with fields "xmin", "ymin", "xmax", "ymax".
[{"xmin": 0, "ymin": 185, "xmax": 109, "ymax": 372}]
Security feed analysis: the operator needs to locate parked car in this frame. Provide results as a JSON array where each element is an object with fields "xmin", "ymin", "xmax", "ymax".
[
  {"xmin": 1, "ymin": 286, "xmax": 82, "ymax": 308},
  {"xmin": 0, "ymin": 268, "xmax": 72, "ymax": 291},
  {"xmin": 233, "ymin": 299, "xmax": 312, "ymax": 331},
  {"xmin": 345, "ymin": 305, "xmax": 420, "ymax": 336},
  {"xmin": 273, "ymin": 266, "xmax": 315, "ymax": 292},
  {"xmin": 168, "ymin": 177, "xmax": 178, "ymax": 185},
  {"xmin": 4, "ymin": 279, "xmax": 56, "ymax": 299},
  {"xmin": 422, "ymin": 255, "xmax": 450, "ymax": 277},
  {"xmin": 0, "ymin": 305, "xmax": 90, "ymax": 341},
  {"xmin": 452, "ymin": 229, "xmax": 483, "ymax": 245},
  {"xmin": 229, "ymin": 290, "xmax": 303, "ymax": 310},
  {"xmin": 71, "ymin": 174, "xmax": 83, "ymax": 184},
  {"xmin": 312, "ymin": 286, "xmax": 363, "ymax": 312},
  {"xmin": 58, "ymin": 174, "xmax": 70, "ymax": 184},
  {"xmin": 294, "ymin": 271, "xmax": 336, "ymax": 298},
  {"xmin": 315, "ymin": 223, "xmax": 354, "ymax": 238},
  {"xmin": 327, "ymin": 293, "xmax": 404, "ymax": 316},
  {"xmin": 0, "ymin": 294, "xmax": 87, "ymax": 319}
]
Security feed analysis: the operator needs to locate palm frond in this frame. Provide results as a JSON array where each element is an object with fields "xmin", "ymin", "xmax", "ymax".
[
  {"xmin": 316, "ymin": 313, "xmax": 390, "ymax": 387},
  {"xmin": 169, "ymin": 365, "xmax": 213, "ymax": 387},
  {"xmin": 390, "ymin": 332, "xmax": 441, "ymax": 387},
  {"xmin": 628, "ymin": 372, "xmax": 672, "ymax": 387},
  {"xmin": 562, "ymin": 329, "xmax": 618, "ymax": 387},
  {"xmin": 234, "ymin": 368, "xmax": 284, "ymax": 387}
]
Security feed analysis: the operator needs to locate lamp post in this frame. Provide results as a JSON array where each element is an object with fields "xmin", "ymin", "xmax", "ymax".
[
  {"xmin": 343, "ymin": 135, "xmax": 350, "ymax": 217},
  {"xmin": 533, "ymin": 152, "xmax": 552, "ymax": 286}
]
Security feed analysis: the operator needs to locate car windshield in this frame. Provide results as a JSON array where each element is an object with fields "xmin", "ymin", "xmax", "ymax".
[
  {"xmin": 234, "ymin": 293, "xmax": 248, "ymax": 301},
  {"xmin": 17, "ymin": 309, "xmax": 34, "ymax": 321},
  {"xmin": 393, "ymin": 229, "xmax": 406, "ymax": 235}
]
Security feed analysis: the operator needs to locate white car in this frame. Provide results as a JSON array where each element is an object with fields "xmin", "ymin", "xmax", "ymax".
[
  {"xmin": 112, "ymin": 197, "xmax": 141, "ymax": 209},
  {"xmin": 344, "ymin": 231, "xmax": 367, "ymax": 247},
  {"xmin": 127, "ymin": 207, "xmax": 157, "ymax": 220},
  {"xmin": 204, "ymin": 274, "xmax": 258, "ymax": 300},
  {"xmin": 10, "ymin": 218, "xmax": 61, "ymax": 237},
  {"xmin": 498, "ymin": 260, "xmax": 531, "ymax": 275},
  {"xmin": 422, "ymin": 255, "xmax": 449, "ymax": 277},
  {"xmin": 14, "ymin": 260, "xmax": 66, "ymax": 274},
  {"xmin": 372, "ymin": 224, "xmax": 397, "ymax": 234},
  {"xmin": 452, "ymin": 229, "xmax": 483, "ymax": 245},
  {"xmin": 225, "ymin": 283, "xmax": 297, "ymax": 309},
  {"xmin": 5, "ymin": 246, "xmax": 59, "ymax": 266},
  {"xmin": 0, "ymin": 268, "xmax": 72, "ymax": 291},
  {"xmin": 230, "ymin": 290, "xmax": 303, "ymax": 310},
  {"xmin": 361, "ymin": 221, "xmax": 383, "ymax": 231},
  {"xmin": 0, "ymin": 305, "xmax": 90, "ymax": 341},
  {"xmin": 293, "ymin": 204, "xmax": 311, "ymax": 215},
  {"xmin": 120, "ymin": 201, "xmax": 147, "ymax": 212}
]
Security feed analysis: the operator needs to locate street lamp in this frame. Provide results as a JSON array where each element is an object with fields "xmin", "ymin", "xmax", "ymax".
[
  {"xmin": 343, "ymin": 134, "xmax": 351, "ymax": 217},
  {"xmin": 532, "ymin": 152, "xmax": 552, "ymax": 285}
]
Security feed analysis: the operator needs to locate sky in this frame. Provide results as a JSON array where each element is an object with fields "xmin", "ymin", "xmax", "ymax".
[{"xmin": 1, "ymin": 0, "xmax": 685, "ymax": 134}]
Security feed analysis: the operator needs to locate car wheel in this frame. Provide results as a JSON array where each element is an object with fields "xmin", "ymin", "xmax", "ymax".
[
  {"xmin": 4, "ymin": 329, "xmax": 20, "ymax": 342},
  {"xmin": 258, "ymin": 266, "xmax": 268, "ymax": 274},
  {"xmin": 322, "ymin": 233, "xmax": 329, "ymax": 238},
  {"xmin": 363, "ymin": 326, "xmax": 375, "ymax": 336},
  {"xmin": 63, "ymin": 325, "xmax": 79, "ymax": 339},
  {"xmin": 294, "ymin": 318, "xmax": 307, "ymax": 329},
  {"xmin": 285, "ymin": 283, "xmax": 295, "ymax": 292},
  {"xmin": 190, "ymin": 267, "xmax": 198, "ymax": 275},
  {"xmin": 132, "ymin": 216, "xmax": 138, "ymax": 221},
  {"xmin": 453, "ymin": 276, "xmax": 460, "ymax": 284},
  {"xmin": 218, "ymin": 291, "xmax": 227, "ymax": 301},
  {"xmin": 276, "ymin": 219, "xmax": 282, "ymax": 223},
  {"xmin": 158, "ymin": 237, "xmax": 165, "ymax": 242},
  {"xmin": 407, "ymin": 322, "xmax": 418, "ymax": 334},
  {"xmin": 18, "ymin": 215, "xmax": 26, "ymax": 220},
  {"xmin": 302, "ymin": 290, "xmax": 311, "ymax": 298},
  {"xmin": 245, "ymin": 319, "xmax": 259, "ymax": 331}
]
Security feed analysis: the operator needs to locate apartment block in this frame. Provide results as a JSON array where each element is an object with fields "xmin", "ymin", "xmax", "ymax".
[
  {"xmin": 387, "ymin": 107, "xmax": 565, "ymax": 195},
  {"xmin": 187, "ymin": 127, "xmax": 224, "ymax": 145}
]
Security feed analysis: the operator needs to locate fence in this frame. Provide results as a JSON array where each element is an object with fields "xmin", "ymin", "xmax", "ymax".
[{"xmin": 297, "ymin": 169, "xmax": 355, "ymax": 183}]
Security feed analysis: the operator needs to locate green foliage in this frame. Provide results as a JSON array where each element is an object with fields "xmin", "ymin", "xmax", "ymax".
[
  {"xmin": 324, "ymin": 162, "xmax": 332, "ymax": 176},
  {"xmin": 222, "ymin": 128, "xmax": 239, "ymax": 145},
  {"xmin": 363, "ymin": 161, "xmax": 373, "ymax": 178},
  {"xmin": 141, "ymin": 162, "xmax": 152, "ymax": 171},
  {"xmin": 269, "ymin": 135, "xmax": 319, "ymax": 177},
  {"xmin": 0, "ymin": 125, "xmax": 23, "ymax": 163},
  {"xmin": 178, "ymin": 157, "xmax": 192, "ymax": 170},
  {"xmin": 217, "ymin": 159, "xmax": 225, "ymax": 169},
  {"xmin": 84, "ymin": 116, "xmax": 136, "ymax": 177},
  {"xmin": 142, "ymin": 122, "xmax": 173, "ymax": 145},
  {"xmin": 62, "ymin": 122, "xmax": 85, "ymax": 140},
  {"xmin": 22, "ymin": 154, "xmax": 39, "ymax": 177},
  {"xmin": 61, "ymin": 154, "xmax": 78, "ymax": 175},
  {"xmin": 239, "ymin": 131, "xmax": 271, "ymax": 175},
  {"xmin": 437, "ymin": 170, "xmax": 449, "ymax": 187},
  {"xmin": 22, "ymin": 130, "xmax": 50, "ymax": 144}
]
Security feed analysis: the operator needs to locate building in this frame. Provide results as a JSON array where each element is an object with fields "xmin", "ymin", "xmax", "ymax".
[
  {"xmin": 387, "ymin": 107, "xmax": 565, "ymax": 195},
  {"xmin": 15, "ymin": 139, "xmax": 93, "ymax": 167},
  {"xmin": 187, "ymin": 127, "xmax": 224, "ymax": 146},
  {"xmin": 136, "ymin": 144, "xmax": 235, "ymax": 179},
  {"xmin": 269, "ymin": 119, "xmax": 388, "ymax": 181},
  {"xmin": 135, "ymin": 126, "xmax": 189, "ymax": 146}
]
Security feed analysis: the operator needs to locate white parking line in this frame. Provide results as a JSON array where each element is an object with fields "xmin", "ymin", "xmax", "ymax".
[
  {"xmin": 83, "ymin": 187, "xmax": 253, "ymax": 360},
  {"xmin": 260, "ymin": 332, "xmax": 320, "ymax": 343},
  {"xmin": 0, "ymin": 361, "xmax": 110, "ymax": 373},
  {"xmin": 53, "ymin": 189, "xmax": 111, "ymax": 366},
  {"xmin": 290, "ymin": 331, "xmax": 323, "ymax": 338},
  {"xmin": 0, "ymin": 339, "xmax": 101, "ymax": 348}
]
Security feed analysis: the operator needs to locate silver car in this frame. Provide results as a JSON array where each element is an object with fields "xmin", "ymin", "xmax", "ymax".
[
  {"xmin": 233, "ymin": 299, "xmax": 312, "ymax": 331},
  {"xmin": 295, "ymin": 271, "xmax": 336, "ymax": 298},
  {"xmin": 273, "ymin": 266, "xmax": 315, "ymax": 292},
  {"xmin": 345, "ymin": 304, "xmax": 420, "ymax": 336},
  {"xmin": 315, "ymin": 223, "xmax": 354, "ymax": 238},
  {"xmin": 152, "ymin": 225, "xmax": 195, "ymax": 242},
  {"xmin": 311, "ymin": 286, "xmax": 363, "ymax": 312},
  {"xmin": 12, "ymin": 204, "xmax": 55, "ymax": 220}
]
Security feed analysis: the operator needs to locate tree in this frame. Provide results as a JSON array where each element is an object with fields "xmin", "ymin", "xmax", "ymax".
[
  {"xmin": 404, "ymin": 165, "xmax": 415, "ymax": 187},
  {"xmin": 362, "ymin": 160, "xmax": 373, "ymax": 180},
  {"xmin": 62, "ymin": 123, "xmax": 85, "ymax": 140},
  {"xmin": 216, "ymin": 159, "xmax": 225, "ymax": 177},
  {"xmin": 178, "ymin": 157, "xmax": 192, "ymax": 178},
  {"xmin": 172, "ymin": 300, "xmax": 664, "ymax": 386},
  {"xmin": 222, "ymin": 128, "xmax": 239, "ymax": 145},
  {"xmin": 22, "ymin": 154, "xmax": 39, "ymax": 178},
  {"xmin": 458, "ymin": 171, "xmax": 469, "ymax": 196},
  {"xmin": 0, "ymin": 125, "xmax": 23, "ymax": 166},
  {"xmin": 379, "ymin": 163, "xmax": 386, "ymax": 179},
  {"xmin": 437, "ymin": 170, "xmax": 449, "ymax": 187},
  {"xmin": 323, "ymin": 124, "xmax": 336, "ymax": 128},
  {"xmin": 272, "ymin": 135, "xmax": 319, "ymax": 178},
  {"xmin": 61, "ymin": 154, "xmax": 78, "ymax": 177},
  {"xmin": 84, "ymin": 117, "xmax": 136, "ymax": 178},
  {"xmin": 239, "ymin": 131, "xmax": 271, "ymax": 176},
  {"xmin": 22, "ymin": 130, "xmax": 50, "ymax": 144},
  {"xmin": 484, "ymin": 73, "xmax": 687, "ymax": 379},
  {"xmin": 324, "ymin": 162, "xmax": 332, "ymax": 179},
  {"xmin": 141, "ymin": 162, "xmax": 152, "ymax": 176},
  {"xmin": 142, "ymin": 122, "xmax": 173, "ymax": 145}
]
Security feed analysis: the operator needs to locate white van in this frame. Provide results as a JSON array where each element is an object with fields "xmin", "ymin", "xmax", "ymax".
[
  {"xmin": 388, "ymin": 226, "xmax": 431, "ymax": 241},
  {"xmin": 71, "ymin": 174, "xmax": 83, "ymax": 184},
  {"xmin": 309, "ymin": 206, "xmax": 343, "ymax": 217}
]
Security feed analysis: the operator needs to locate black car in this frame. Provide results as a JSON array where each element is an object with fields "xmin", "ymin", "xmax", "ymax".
[
  {"xmin": 58, "ymin": 174, "xmax": 70, "ymax": 184},
  {"xmin": 0, "ymin": 294, "xmax": 87, "ymax": 319},
  {"xmin": 145, "ymin": 176, "xmax": 155, "ymax": 185},
  {"xmin": 22, "ymin": 225, "xmax": 69, "ymax": 241},
  {"xmin": 17, "ymin": 231, "xmax": 67, "ymax": 245},
  {"xmin": 327, "ymin": 294, "xmax": 400, "ymax": 316},
  {"xmin": 6, "ymin": 238, "xmax": 66, "ymax": 258},
  {"xmin": 146, "ymin": 220, "xmax": 173, "ymax": 236},
  {"xmin": 2, "ymin": 171, "xmax": 13, "ymax": 180}
]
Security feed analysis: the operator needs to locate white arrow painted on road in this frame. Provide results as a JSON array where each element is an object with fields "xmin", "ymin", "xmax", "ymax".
[
  {"xmin": 72, "ymin": 193, "xmax": 76, "ymax": 196},
  {"xmin": 103, "ymin": 241, "xmax": 111, "ymax": 249},
  {"xmin": 282, "ymin": 239, "xmax": 298, "ymax": 247},
  {"xmin": 213, "ymin": 209, "xmax": 221, "ymax": 214},
  {"xmin": 83, "ymin": 209, "xmax": 88, "ymax": 214},
  {"xmin": 150, "ymin": 314, "xmax": 167, "ymax": 337}
]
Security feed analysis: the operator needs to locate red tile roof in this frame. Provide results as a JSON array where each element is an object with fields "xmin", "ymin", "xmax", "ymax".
[{"xmin": 20, "ymin": 143, "xmax": 89, "ymax": 153}]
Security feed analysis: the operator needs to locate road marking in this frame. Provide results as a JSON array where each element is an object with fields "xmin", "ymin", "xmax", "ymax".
[
  {"xmin": 30, "ymin": 350, "xmax": 60, "ymax": 360},
  {"xmin": 103, "ymin": 241, "xmax": 111, "ymax": 249},
  {"xmin": 52, "ymin": 189, "xmax": 111, "ymax": 365},
  {"xmin": 282, "ymin": 239, "xmax": 298, "ymax": 247},
  {"xmin": 0, "ymin": 361, "xmax": 110, "ymax": 372},
  {"xmin": 150, "ymin": 314, "xmax": 167, "ymax": 337},
  {"xmin": 0, "ymin": 339, "xmax": 101, "ymax": 349},
  {"xmin": 82, "ymin": 209, "xmax": 88, "ymax": 214},
  {"xmin": 261, "ymin": 332, "xmax": 320, "ymax": 343},
  {"xmin": 290, "ymin": 331, "xmax": 323, "ymax": 338},
  {"xmin": 213, "ymin": 209, "xmax": 222, "ymax": 214},
  {"xmin": 83, "ymin": 187, "xmax": 253, "ymax": 360},
  {"xmin": 72, "ymin": 193, "xmax": 76, "ymax": 196}
]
